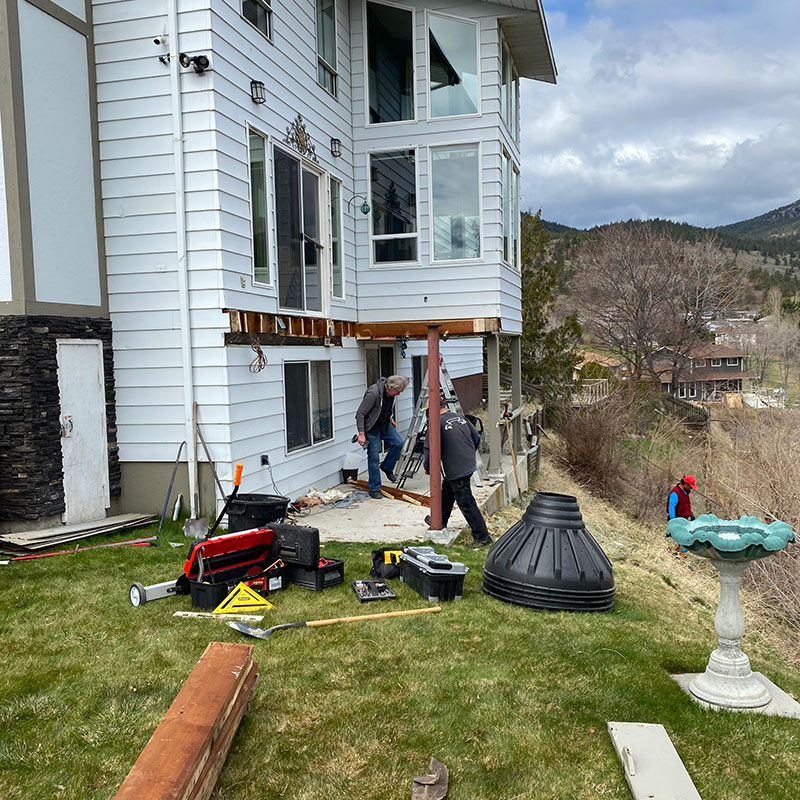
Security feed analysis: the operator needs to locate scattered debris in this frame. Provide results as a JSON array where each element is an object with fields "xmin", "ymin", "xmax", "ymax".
[
  {"xmin": 412, "ymin": 757, "xmax": 449, "ymax": 800},
  {"xmin": 113, "ymin": 642, "xmax": 258, "ymax": 800},
  {"xmin": 0, "ymin": 536, "xmax": 157, "ymax": 564}
]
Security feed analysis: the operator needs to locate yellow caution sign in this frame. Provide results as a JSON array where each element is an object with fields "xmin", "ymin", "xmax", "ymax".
[{"xmin": 213, "ymin": 582, "xmax": 274, "ymax": 614}]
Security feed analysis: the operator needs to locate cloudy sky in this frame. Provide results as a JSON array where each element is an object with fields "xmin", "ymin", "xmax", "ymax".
[{"xmin": 521, "ymin": 0, "xmax": 800, "ymax": 229}]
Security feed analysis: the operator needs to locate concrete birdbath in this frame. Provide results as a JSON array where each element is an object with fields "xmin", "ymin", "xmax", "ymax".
[{"xmin": 667, "ymin": 514, "xmax": 794, "ymax": 710}]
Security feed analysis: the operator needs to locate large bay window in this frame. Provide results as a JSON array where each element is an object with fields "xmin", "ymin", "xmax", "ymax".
[
  {"xmin": 431, "ymin": 144, "xmax": 480, "ymax": 261},
  {"xmin": 367, "ymin": 1, "xmax": 414, "ymax": 123},
  {"xmin": 316, "ymin": 0, "xmax": 337, "ymax": 95},
  {"xmin": 248, "ymin": 130, "xmax": 270, "ymax": 285},
  {"xmin": 428, "ymin": 14, "xmax": 478, "ymax": 118},
  {"xmin": 370, "ymin": 149, "xmax": 417, "ymax": 263},
  {"xmin": 284, "ymin": 361, "xmax": 333, "ymax": 452},
  {"xmin": 329, "ymin": 177, "xmax": 343, "ymax": 298},
  {"xmin": 274, "ymin": 146, "xmax": 323, "ymax": 312}
]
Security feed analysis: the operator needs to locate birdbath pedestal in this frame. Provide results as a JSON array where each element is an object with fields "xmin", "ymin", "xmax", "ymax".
[{"xmin": 667, "ymin": 515, "xmax": 794, "ymax": 711}]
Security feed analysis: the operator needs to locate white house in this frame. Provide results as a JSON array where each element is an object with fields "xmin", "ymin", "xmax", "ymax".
[{"xmin": 0, "ymin": 0, "xmax": 556, "ymax": 529}]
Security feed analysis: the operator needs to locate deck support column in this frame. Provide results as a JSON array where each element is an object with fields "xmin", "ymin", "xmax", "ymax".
[
  {"xmin": 511, "ymin": 334, "xmax": 522, "ymax": 456},
  {"xmin": 486, "ymin": 333, "xmax": 502, "ymax": 474},
  {"xmin": 427, "ymin": 326, "xmax": 442, "ymax": 530}
]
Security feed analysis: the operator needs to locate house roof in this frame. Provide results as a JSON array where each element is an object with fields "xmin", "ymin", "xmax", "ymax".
[
  {"xmin": 482, "ymin": 0, "xmax": 557, "ymax": 83},
  {"xmin": 688, "ymin": 344, "xmax": 746, "ymax": 359},
  {"xmin": 577, "ymin": 351, "xmax": 623, "ymax": 369}
]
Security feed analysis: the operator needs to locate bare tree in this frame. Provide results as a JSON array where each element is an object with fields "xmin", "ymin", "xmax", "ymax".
[{"xmin": 572, "ymin": 223, "xmax": 741, "ymax": 386}]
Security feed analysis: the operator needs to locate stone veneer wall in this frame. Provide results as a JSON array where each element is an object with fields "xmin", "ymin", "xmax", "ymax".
[{"xmin": 0, "ymin": 316, "xmax": 120, "ymax": 522}]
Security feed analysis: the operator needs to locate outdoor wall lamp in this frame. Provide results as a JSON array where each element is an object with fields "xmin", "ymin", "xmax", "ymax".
[
  {"xmin": 347, "ymin": 195, "xmax": 370, "ymax": 215},
  {"xmin": 399, "ymin": 336, "xmax": 408, "ymax": 359},
  {"xmin": 250, "ymin": 80, "xmax": 266, "ymax": 104},
  {"xmin": 179, "ymin": 52, "xmax": 210, "ymax": 73},
  {"xmin": 330, "ymin": 138, "xmax": 342, "ymax": 158}
]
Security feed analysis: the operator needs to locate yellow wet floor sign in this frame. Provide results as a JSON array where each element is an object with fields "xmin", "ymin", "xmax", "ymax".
[{"xmin": 213, "ymin": 582, "xmax": 274, "ymax": 613}]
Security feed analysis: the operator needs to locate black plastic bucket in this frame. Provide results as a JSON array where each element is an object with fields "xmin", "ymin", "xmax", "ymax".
[{"xmin": 226, "ymin": 493, "xmax": 289, "ymax": 533}]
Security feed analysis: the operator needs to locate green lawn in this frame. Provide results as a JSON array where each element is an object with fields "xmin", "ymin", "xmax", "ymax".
[{"xmin": 1, "ymin": 509, "xmax": 799, "ymax": 799}]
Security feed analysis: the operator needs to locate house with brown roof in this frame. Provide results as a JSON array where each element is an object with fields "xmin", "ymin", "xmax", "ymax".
[{"xmin": 656, "ymin": 344, "xmax": 755, "ymax": 401}]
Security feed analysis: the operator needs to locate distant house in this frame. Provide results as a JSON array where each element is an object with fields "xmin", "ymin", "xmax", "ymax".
[
  {"xmin": 714, "ymin": 321, "xmax": 758, "ymax": 349},
  {"xmin": 656, "ymin": 345, "xmax": 755, "ymax": 401}
]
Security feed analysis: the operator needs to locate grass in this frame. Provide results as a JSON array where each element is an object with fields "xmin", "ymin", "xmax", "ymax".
[{"xmin": 1, "ymin": 463, "xmax": 800, "ymax": 799}]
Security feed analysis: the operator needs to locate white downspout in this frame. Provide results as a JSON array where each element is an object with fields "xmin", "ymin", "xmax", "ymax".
[{"xmin": 166, "ymin": 0, "xmax": 197, "ymax": 510}]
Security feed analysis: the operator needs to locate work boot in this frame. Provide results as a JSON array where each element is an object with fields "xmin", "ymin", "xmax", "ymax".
[
  {"xmin": 467, "ymin": 537, "xmax": 492, "ymax": 549},
  {"xmin": 369, "ymin": 490, "xmax": 384, "ymax": 499},
  {"xmin": 380, "ymin": 465, "xmax": 398, "ymax": 482}
]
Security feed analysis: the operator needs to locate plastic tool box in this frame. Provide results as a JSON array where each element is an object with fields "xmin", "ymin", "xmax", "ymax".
[
  {"xmin": 286, "ymin": 557, "xmax": 344, "ymax": 591},
  {"xmin": 268, "ymin": 523, "xmax": 320, "ymax": 568},
  {"xmin": 352, "ymin": 580, "xmax": 397, "ymax": 602},
  {"xmin": 400, "ymin": 546, "xmax": 468, "ymax": 602}
]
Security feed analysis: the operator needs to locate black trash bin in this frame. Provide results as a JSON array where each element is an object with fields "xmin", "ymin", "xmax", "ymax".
[{"xmin": 226, "ymin": 493, "xmax": 290, "ymax": 533}]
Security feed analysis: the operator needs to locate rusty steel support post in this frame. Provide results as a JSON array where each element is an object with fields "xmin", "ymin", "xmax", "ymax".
[{"xmin": 427, "ymin": 325, "xmax": 442, "ymax": 530}]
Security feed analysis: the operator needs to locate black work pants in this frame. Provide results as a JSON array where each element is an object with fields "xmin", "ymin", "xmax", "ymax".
[{"xmin": 442, "ymin": 474, "xmax": 490, "ymax": 543}]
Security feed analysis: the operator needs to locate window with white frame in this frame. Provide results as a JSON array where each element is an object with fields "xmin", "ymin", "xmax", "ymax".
[
  {"xmin": 500, "ymin": 33, "xmax": 518, "ymax": 136},
  {"xmin": 513, "ymin": 166, "xmax": 520, "ymax": 268},
  {"xmin": 248, "ymin": 130, "xmax": 270, "ymax": 285},
  {"xmin": 316, "ymin": 0, "xmax": 337, "ymax": 96},
  {"xmin": 431, "ymin": 144, "xmax": 480, "ymax": 261},
  {"xmin": 284, "ymin": 361, "xmax": 333, "ymax": 452},
  {"xmin": 693, "ymin": 359, "xmax": 706, "ymax": 368},
  {"xmin": 273, "ymin": 146, "xmax": 325, "ymax": 313},
  {"xmin": 370, "ymin": 149, "xmax": 417, "ymax": 263},
  {"xmin": 428, "ymin": 14, "xmax": 478, "ymax": 118},
  {"xmin": 711, "ymin": 358, "xmax": 722, "ymax": 367},
  {"xmin": 501, "ymin": 151, "xmax": 511, "ymax": 263},
  {"xmin": 726, "ymin": 357, "xmax": 739, "ymax": 366},
  {"xmin": 367, "ymin": 1, "xmax": 414, "ymax": 123},
  {"xmin": 689, "ymin": 385, "xmax": 697, "ymax": 397},
  {"xmin": 511, "ymin": 65, "xmax": 519, "ymax": 142},
  {"xmin": 329, "ymin": 177, "xmax": 344, "ymax": 298},
  {"xmin": 242, "ymin": 0, "xmax": 272, "ymax": 39},
  {"xmin": 679, "ymin": 385, "xmax": 687, "ymax": 398}
]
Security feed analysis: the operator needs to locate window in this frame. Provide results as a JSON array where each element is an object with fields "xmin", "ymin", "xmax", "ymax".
[
  {"xmin": 431, "ymin": 144, "xmax": 480, "ymax": 261},
  {"xmin": 284, "ymin": 361, "xmax": 333, "ymax": 452},
  {"xmin": 242, "ymin": 0, "xmax": 272, "ymax": 39},
  {"xmin": 274, "ymin": 146, "xmax": 324, "ymax": 312},
  {"xmin": 693, "ymin": 359, "xmax": 706, "ymax": 368},
  {"xmin": 511, "ymin": 66, "xmax": 519, "ymax": 142},
  {"xmin": 500, "ymin": 32, "xmax": 518, "ymax": 136},
  {"xmin": 316, "ymin": 0, "xmax": 337, "ymax": 96},
  {"xmin": 513, "ymin": 166, "xmax": 520, "ymax": 268},
  {"xmin": 711, "ymin": 358, "xmax": 722, "ymax": 367},
  {"xmin": 428, "ymin": 14, "xmax": 478, "ymax": 118},
  {"xmin": 367, "ymin": 1, "xmax": 414, "ymax": 123},
  {"xmin": 689, "ymin": 385, "xmax": 697, "ymax": 398},
  {"xmin": 727, "ymin": 357, "xmax": 739, "ymax": 366},
  {"xmin": 248, "ymin": 130, "xmax": 270, "ymax": 285},
  {"xmin": 501, "ymin": 151, "xmax": 510, "ymax": 262},
  {"xmin": 329, "ymin": 177, "xmax": 343, "ymax": 298},
  {"xmin": 370, "ymin": 149, "xmax": 417, "ymax": 263},
  {"xmin": 678, "ymin": 385, "xmax": 687, "ymax": 398}
]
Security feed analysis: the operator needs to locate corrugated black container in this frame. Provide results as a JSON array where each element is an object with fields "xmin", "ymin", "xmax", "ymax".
[
  {"xmin": 482, "ymin": 491, "xmax": 615, "ymax": 612},
  {"xmin": 227, "ymin": 493, "xmax": 289, "ymax": 533},
  {"xmin": 400, "ymin": 546, "xmax": 468, "ymax": 602},
  {"xmin": 286, "ymin": 559, "xmax": 344, "ymax": 591},
  {"xmin": 268, "ymin": 523, "xmax": 320, "ymax": 567}
]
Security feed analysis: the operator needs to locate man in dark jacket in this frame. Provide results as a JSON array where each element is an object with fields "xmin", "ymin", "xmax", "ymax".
[
  {"xmin": 667, "ymin": 475, "xmax": 697, "ymax": 520},
  {"xmin": 424, "ymin": 396, "xmax": 491, "ymax": 547},
  {"xmin": 355, "ymin": 375, "xmax": 410, "ymax": 498}
]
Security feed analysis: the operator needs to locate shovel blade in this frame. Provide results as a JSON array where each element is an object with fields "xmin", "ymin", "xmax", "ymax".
[
  {"xmin": 183, "ymin": 517, "xmax": 209, "ymax": 539},
  {"xmin": 227, "ymin": 620, "xmax": 272, "ymax": 639}
]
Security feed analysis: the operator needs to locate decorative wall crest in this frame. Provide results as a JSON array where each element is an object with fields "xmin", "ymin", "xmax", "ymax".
[{"xmin": 284, "ymin": 114, "xmax": 318, "ymax": 163}]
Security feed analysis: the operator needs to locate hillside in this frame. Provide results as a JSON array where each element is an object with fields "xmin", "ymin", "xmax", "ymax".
[{"xmin": 717, "ymin": 198, "xmax": 800, "ymax": 239}]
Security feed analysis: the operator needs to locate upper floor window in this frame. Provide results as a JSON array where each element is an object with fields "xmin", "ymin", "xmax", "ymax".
[
  {"xmin": 274, "ymin": 146, "xmax": 325, "ymax": 313},
  {"xmin": 367, "ymin": 1, "xmax": 415, "ymax": 124},
  {"xmin": 242, "ymin": 0, "xmax": 272, "ymax": 40},
  {"xmin": 284, "ymin": 360, "xmax": 333, "ymax": 452},
  {"xmin": 711, "ymin": 358, "xmax": 722, "ymax": 367},
  {"xmin": 316, "ymin": 0, "xmax": 337, "ymax": 96},
  {"xmin": 512, "ymin": 165, "xmax": 520, "ymax": 269},
  {"xmin": 248, "ymin": 130, "xmax": 270, "ymax": 285},
  {"xmin": 501, "ymin": 150, "xmax": 511, "ymax": 263},
  {"xmin": 431, "ymin": 144, "xmax": 480, "ymax": 261},
  {"xmin": 693, "ymin": 359, "xmax": 706, "ymax": 368},
  {"xmin": 329, "ymin": 177, "xmax": 344, "ymax": 298},
  {"xmin": 726, "ymin": 357, "xmax": 739, "ymax": 366},
  {"xmin": 370, "ymin": 149, "xmax": 417, "ymax": 263},
  {"xmin": 500, "ymin": 33, "xmax": 518, "ymax": 139},
  {"xmin": 428, "ymin": 14, "xmax": 479, "ymax": 118}
]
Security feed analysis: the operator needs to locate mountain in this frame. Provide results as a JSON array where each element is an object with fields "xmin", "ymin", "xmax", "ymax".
[{"xmin": 716, "ymin": 199, "xmax": 800, "ymax": 239}]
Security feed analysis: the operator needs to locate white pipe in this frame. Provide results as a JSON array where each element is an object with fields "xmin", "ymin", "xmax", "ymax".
[{"xmin": 166, "ymin": 0, "xmax": 197, "ymax": 509}]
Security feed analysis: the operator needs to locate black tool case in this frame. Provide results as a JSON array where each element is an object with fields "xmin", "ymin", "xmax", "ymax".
[
  {"xmin": 352, "ymin": 580, "xmax": 396, "ymax": 602},
  {"xmin": 189, "ymin": 563, "xmax": 286, "ymax": 609},
  {"xmin": 400, "ymin": 546, "xmax": 468, "ymax": 602},
  {"xmin": 286, "ymin": 558, "xmax": 344, "ymax": 591},
  {"xmin": 268, "ymin": 523, "xmax": 320, "ymax": 567}
]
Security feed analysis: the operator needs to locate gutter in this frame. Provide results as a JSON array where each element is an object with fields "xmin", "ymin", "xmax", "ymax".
[{"xmin": 166, "ymin": 0, "xmax": 197, "ymax": 508}]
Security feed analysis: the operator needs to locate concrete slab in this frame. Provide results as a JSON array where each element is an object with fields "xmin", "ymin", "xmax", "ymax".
[
  {"xmin": 671, "ymin": 673, "xmax": 800, "ymax": 719},
  {"xmin": 301, "ymin": 451, "xmax": 530, "ymax": 544},
  {"xmin": 607, "ymin": 721, "xmax": 702, "ymax": 800}
]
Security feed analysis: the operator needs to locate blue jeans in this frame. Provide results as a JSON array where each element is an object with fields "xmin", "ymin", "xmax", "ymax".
[{"xmin": 365, "ymin": 425, "xmax": 404, "ymax": 492}]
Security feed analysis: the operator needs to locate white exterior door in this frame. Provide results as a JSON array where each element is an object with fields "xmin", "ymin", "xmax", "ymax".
[{"xmin": 56, "ymin": 339, "xmax": 109, "ymax": 524}]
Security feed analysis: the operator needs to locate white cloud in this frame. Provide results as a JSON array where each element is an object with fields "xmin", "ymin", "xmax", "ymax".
[{"xmin": 522, "ymin": 0, "xmax": 800, "ymax": 228}]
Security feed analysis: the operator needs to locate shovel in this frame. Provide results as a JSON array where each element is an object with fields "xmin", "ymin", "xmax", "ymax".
[
  {"xmin": 184, "ymin": 401, "xmax": 209, "ymax": 539},
  {"xmin": 227, "ymin": 606, "xmax": 442, "ymax": 640}
]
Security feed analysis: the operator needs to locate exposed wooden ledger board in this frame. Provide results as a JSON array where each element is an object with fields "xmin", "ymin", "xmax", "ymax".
[
  {"xmin": 607, "ymin": 721, "xmax": 702, "ymax": 800},
  {"xmin": 114, "ymin": 642, "xmax": 257, "ymax": 800}
]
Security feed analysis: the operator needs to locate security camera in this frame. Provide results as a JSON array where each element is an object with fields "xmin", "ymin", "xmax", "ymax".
[{"xmin": 153, "ymin": 37, "xmax": 163, "ymax": 45}]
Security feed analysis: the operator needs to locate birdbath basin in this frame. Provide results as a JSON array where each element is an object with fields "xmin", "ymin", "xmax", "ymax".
[{"xmin": 667, "ymin": 514, "xmax": 794, "ymax": 709}]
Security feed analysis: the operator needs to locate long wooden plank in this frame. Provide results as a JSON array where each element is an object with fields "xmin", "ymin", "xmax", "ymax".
[
  {"xmin": 114, "ymin": 642, "xmax": 256, "ymax": 800},
  {"xmin": 347, "ymin": 479, "xmax": 431, "ymax": 507}
]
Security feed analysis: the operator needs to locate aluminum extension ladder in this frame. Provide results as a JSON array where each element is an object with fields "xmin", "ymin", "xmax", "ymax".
[{"xmin": 394, "ymin": 358, "xmax": 488, "ymax": 489}]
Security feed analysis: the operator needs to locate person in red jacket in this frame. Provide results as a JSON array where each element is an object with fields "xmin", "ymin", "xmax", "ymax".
[{"xmin": 667, "ymin": 475, "xmax": 697, "ymax": 520}]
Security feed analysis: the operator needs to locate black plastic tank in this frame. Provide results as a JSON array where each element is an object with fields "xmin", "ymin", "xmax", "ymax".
[{"xmin": 482, "ymin": 492, "xmax": 615, "ymax": 611}]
